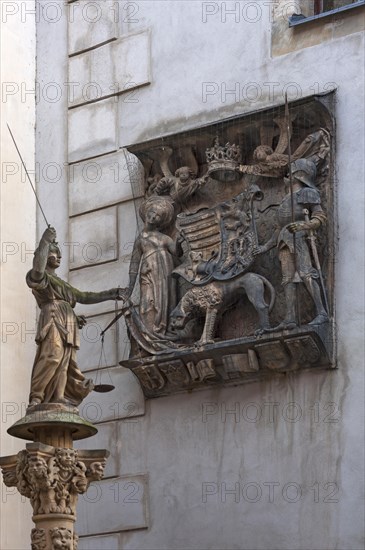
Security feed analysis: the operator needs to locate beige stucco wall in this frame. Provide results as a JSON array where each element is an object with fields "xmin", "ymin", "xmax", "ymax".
[
  {"xmin": 0, "ymin": 2, "xmax": 37, "ymax": 548},
  {"xmin": 0, "ymin": 1, "xmax": 364, "ymax": 549}
]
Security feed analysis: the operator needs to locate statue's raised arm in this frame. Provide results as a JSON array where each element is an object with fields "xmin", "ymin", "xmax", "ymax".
[{"xmin": 30, "ymin": 226, "xmax": 57, "ymax": 282}]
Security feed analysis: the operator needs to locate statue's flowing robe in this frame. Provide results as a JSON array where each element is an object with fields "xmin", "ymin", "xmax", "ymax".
[
  {"xmin": 138, "ymin": 231, "xmax": 176, "ymax": 335},
  {"xmin": 26, "ymin": 271, "xmax": 92, "ymax": 405}
]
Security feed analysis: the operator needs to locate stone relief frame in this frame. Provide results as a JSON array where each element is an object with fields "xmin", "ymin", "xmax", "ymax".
[{"xmin": 116, "ymin": 93, "xmax": 337, "ymax": 398}]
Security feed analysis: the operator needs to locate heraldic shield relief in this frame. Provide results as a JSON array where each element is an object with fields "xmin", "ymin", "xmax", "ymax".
[
  {"xmin": 174, "ymin": 186, "xmax": 263, "ymax": 285},
  {"xmin": 117, "ymin": 95, "xmax": 336, "ymax": 397}
]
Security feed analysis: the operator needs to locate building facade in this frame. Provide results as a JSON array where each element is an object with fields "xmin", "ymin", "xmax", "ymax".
[{"xmin": 1, "ymin": 1, "xmax": 364, "ymax": 549}]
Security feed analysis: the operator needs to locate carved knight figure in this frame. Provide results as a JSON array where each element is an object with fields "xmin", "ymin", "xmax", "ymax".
[
  {"xmin": 27, "ymin": 226, "xmax": 122, "ymax": 407},
  {"xmin": 254, "ymin": 159, "xmax": 328, "ymax": 330}
]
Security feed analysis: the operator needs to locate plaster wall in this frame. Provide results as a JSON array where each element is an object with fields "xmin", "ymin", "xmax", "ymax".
[
  {"xmin": 4, "ymin": 1, "xmax": 363, "ymax": 549},
  {"xmin": 76, "ymin": 4, "xmax": 365, "ymax": 546},
  {"xmin": 0, "ymin": 3, "xmax": 37, "ymax": 549},
  {"xmin": 35, "ymin": 0, "xmax": 69, "ymax": 277}
]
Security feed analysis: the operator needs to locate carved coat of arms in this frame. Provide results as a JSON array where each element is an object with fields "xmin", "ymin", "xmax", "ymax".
[
  {"xmin": 174, "ymin": 185, "xmax": 263, "ymax": 285},
  {"xmin": 116, "ymin": 98, "xmax": 334, "ymax": 396}
]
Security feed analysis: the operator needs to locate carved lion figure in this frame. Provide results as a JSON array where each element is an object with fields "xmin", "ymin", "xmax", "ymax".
[
  {"xmin": 27, "ymin": 456, "xmax": 57, "ymax": 515},
  {"xmin": 169, "ymin": 272, "xmax": 275, "ymax": 345}
]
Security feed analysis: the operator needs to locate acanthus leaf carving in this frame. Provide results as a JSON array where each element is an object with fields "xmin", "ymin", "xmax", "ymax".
[
  {"xmin": 1, "ymin": 447, "xmax": 106, "ymax": 518},
  {"xmin": 31, "ymin": 528, "xmax": 47, "ymax": 550}
]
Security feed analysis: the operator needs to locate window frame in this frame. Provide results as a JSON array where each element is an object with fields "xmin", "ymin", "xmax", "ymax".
[{"xmin": 289, "ymin": 0, "xmax": 365, "ymax": 27}]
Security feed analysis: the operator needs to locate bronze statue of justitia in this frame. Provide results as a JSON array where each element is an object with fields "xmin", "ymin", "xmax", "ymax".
[{"xmin": 26, "ymin": 226, "xmax": 122, "ymax": 408}]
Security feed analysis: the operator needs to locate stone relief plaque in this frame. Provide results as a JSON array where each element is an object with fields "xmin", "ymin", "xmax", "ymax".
[{"xmin": 116, "ymin": 95, "xmax": 335, "ymax": 397}]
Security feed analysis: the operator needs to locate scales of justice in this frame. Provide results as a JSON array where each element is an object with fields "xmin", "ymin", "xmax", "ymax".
[{"xmin": 0, "ymin": 95, "xmax": 334, "ymax": 548}]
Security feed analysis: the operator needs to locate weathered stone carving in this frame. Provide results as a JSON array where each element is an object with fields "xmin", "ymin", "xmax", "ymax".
[
  {"xmin": 31, "ymin": 528, "xmax": 47, "ymax": 550},
  {"xmin": 169, "ymin": 272, "xmax": 274, "ymax": 345},
  {"xmin": 254, "ymin": 158, "xmax": 328, "ymax": 330},
  {"xmin": 146, "ymin": 145, "xmax": 208, "ymax": 213},
  {"xmin": 205, "ymin": 137, "xmax": 241, "ymax": 182},
  {"xmin": 186, "ymin": 359, "xmax": 217, "ymax": 382},
  {"xmin": 117, "ymin": 97, "xmax": 335, "ymax": 397},
  {"xmin": 284, "ymin": 336, "xmax": 321, "ymax": 366},
  {"xmin": 222, "ymin": 351, "xmax": 259, "ymax": 378},
  {"xmin": 1, "ymin": 445, "xmax": 108, "ymax": 550},
  {"xmin": 3, "ymin": 448, "xmax": 103, "ymax": 517},
  {"xmin": 134, "ymin": 365, "xmax": 166, "ymax": 391},
  {"xmin": 159, "ymin": 360, "xmax": 190, "ymax": 386},
  {"xmin": 88, "ymin": 461, "xmax": 106, "ymax": 481},
  {"xmin": 124, "ymin": 197, "xmax": 177, "ymax": 336},
  {"xmin": 238, "ymin": 126, "xmax": 330, "ymax": 178},
  {"xmin": 28, "ymin": 454, "xmax": 58, "ymax": 514},
  {"xmin": 173, "ymin": 185, "xmax": 264, "ymax": 284},
  {"xmin": 255, "ymin": 341, "xmax": 291, "ymax": 371},
  {"xmin": 121, "ymin": 326, "xmax": 332, "ymax": 398},
  {"xmin": 27, "ymin": 227, "xmax": 122, "ymax": 408},
  {"xmin": 50, "ymin": 527, "xmax": 73, "ymax": 550}
]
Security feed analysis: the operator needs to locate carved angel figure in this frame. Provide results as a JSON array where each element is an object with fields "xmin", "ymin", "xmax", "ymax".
[{"xmin": 150, "ymin": 167, "xmax": 207, "ymax": 214}]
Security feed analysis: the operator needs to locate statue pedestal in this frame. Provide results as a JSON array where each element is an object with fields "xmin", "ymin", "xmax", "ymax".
[
  {"xmin": 0, "ymin": 405, "xmax": 109, "ymax": 550},
  {"xmin": 7, "ymin": 403, "xmax": 97, "ymax": 446}
]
